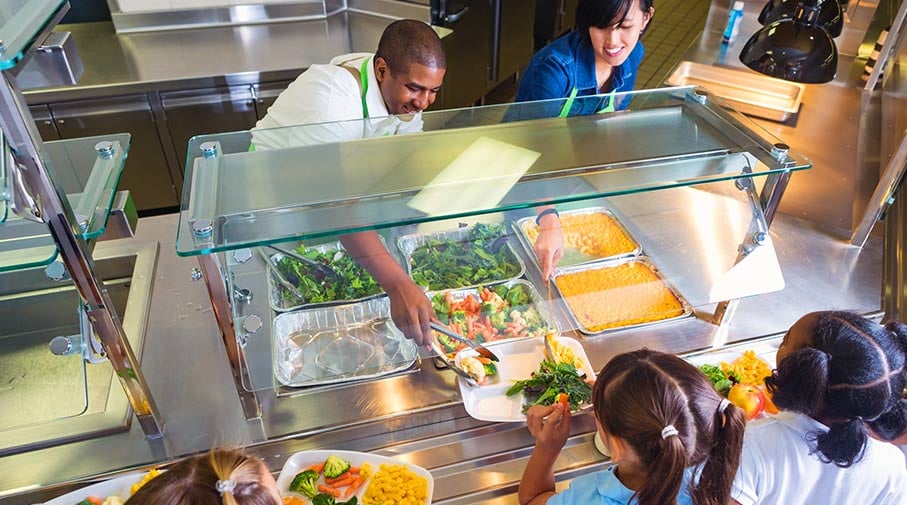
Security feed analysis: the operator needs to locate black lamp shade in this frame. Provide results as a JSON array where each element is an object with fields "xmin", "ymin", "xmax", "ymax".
[
  {"xmin": 740, "ymin": 19, "xmax": 837, "ymax": 83},
  {"xmin": 758, "ymin": 0, "xmax": 843, "ymax": 37}
]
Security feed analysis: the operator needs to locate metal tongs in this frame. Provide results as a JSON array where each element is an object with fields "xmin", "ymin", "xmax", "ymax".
[
  {"xmin": 430, "ymin": 322, "xmax": 500, "ymax": 362},
  {"xmin": 267, "ymin": 244, "xmax": 340, "ymax": 281},
  {"xmin": 258, "ymin": 249, "xmax": 306, "ymax": 301}
]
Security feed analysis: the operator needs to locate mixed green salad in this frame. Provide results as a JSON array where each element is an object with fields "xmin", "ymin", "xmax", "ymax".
[
  {"xmin": 273, "ymin": 245, "xmax": 382, "ymax": 307},
  {"xmin": 506, "ymin": 359, "xmax": 593, "ymax": 413},
  {"xmin": 409, "ymin": 223, "xmax": 521, "ymax": 290}
]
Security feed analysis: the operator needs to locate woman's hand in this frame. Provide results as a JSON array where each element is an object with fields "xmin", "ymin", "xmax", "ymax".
[
  {"xmin": 534, "ymin": 212, "xmax": 564, "ymax": 282},
  {"xmin": 526, "ymin": 403, "xmax": 572, "ymax": 454},
  {"xmin": 386, "ymin": 277, "xmax": 434, "ymax": 347}
]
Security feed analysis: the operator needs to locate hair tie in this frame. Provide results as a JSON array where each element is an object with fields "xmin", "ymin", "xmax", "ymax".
[
  {"xmin": 661, "ymin": 424, "xmax": 679, "ymax": 439},
  {"xmin": 718, "ymin": 398, "xmax": 732, "ymax": 414},
  {"xmin": 216, "ymin": 479, "xmax": 237, "ymax": 496}
]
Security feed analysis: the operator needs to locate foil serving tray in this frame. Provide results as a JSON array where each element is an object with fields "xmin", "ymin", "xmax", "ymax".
[
  {"xmin": 513, "ymin": 206, "xmax": 641, "ymax": 273},
  {"xmin": 272, "ymin": 297, "xmax": 418, "ymax": 387},
  {"xmin": 552, "ymin": 256, "xmax": 693, "ymax": 335},
  {"xmin": 397, "ymin": 224, "xmax": 526, "ymax": 291}
]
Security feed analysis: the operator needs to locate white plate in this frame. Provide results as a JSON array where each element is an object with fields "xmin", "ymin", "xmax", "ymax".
[
  {"xmin": 455, "ymin": 336, "xmax": 596, "ymax": 422},
  {"xmin": 683, "ymin": 340, "xmax": 779, "ymax": 370},
  {"xmin": 42, "ymin": 473, "xmax": 147, "ymax": 505},
  {"xmin": 276, "ymin": 449, "xmax": 433, "ymax": 505}
]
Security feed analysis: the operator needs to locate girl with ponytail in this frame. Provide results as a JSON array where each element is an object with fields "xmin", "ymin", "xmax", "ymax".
[
  {"xmin": 730, "ymin": 311, "xmax": 907, "ymax": 505},
  {"xmin": 519, "ymin": 349, "xmax": 746, "ymax": 505},
  {"xmin": 126, "ymin": 448, "xmax": 281, "ymax": 505}
]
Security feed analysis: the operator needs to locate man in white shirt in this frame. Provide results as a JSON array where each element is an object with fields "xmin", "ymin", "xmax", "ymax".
[{"xmin": 251, "ymin": 19, "xmax": 446, "ymax": 346}]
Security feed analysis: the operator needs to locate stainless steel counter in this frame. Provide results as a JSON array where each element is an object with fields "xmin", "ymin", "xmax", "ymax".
[
  {"xmin": 23, "ymin": 10, "xmax": 417, "ymax": 103},
  {"xmin": 0, "ymin": 200, "xmax": 882, "ymax": 504},
  {"xmin": 673, "ymin": 3, "xmax": 871, "ymax": 232}
]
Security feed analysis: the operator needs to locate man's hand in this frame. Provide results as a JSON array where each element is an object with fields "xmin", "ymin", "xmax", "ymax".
[
  {"xmin": 534, "ymin": 212, "xmax": 564, "ymax": 282},
  {"xmin": 526, "ymin": 403, "xmax": 572, "ymax": 454},
  {"xmin": 386, "ymin": 277, "xmax": 434, "ymax": 346}
]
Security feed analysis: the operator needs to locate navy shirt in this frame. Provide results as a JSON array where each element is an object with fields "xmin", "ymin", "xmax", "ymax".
[{"xmin": 515, "ymin": 29, "xmax": 645, "ymax": 116}]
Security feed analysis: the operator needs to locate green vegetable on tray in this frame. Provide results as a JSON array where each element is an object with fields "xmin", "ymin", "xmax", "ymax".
[
  {"xmin": 506, "ymin": 359, "xmax": 592, "ymax": 412},
  {"xmin": 313, "ymin": 494, "xmax": 358, "ymax": 505},
  {"xmin": 289, "ymin": 469, "xmax": 319, "ymax": 498},
  {"xmin": 409, "ymin": 223, "xmax": 521, "ymax": 290},
  {"xmin": 274, "ymin": 245, "xmax": 382, "ymax": 307},
  {"xmin": 699, "ymin": 363, "xmax": 740, "ymax": 396}
]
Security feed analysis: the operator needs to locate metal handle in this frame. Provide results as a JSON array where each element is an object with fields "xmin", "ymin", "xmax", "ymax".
[{"xmin": 445, "ymin": 5, "xmax": 469, "ymax": 24}]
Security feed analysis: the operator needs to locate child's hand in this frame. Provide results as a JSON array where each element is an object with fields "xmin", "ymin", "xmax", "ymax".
[{"xmin": 526, "ymin": 403, "xmax": 572, "ymax": 453}]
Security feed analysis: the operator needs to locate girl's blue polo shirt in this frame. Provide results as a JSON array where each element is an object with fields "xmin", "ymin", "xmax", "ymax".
[
  {"xmin": 547, "ymin": 465, "xmax": 695, "ymax": 505},
  {"xmin": 515, "ymin": 30, "xmax": 645, "ymax": 115}
]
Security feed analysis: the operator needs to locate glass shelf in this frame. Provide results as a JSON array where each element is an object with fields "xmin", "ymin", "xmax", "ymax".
[
  {"xmin": 228, "ymin": 177, "xmax": 782, "ymax": 392},
  {"xmin": 0, "ymin": 133, "xmax": 131, "ymax": 272},
  {"xmin": 176, "ymin": 86, "xmax": 811, "ymax": 257},
  {"xmin": 0, "ymin": 0, "xmax": 67, "ymax": 71}
]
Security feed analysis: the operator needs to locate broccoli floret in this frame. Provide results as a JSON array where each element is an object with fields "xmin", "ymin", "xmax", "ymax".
[
  {"xmin": 338, "ymin": 498, "xmax": 358, "ymax": 505},
  {"xmin": 322, "ymin": 455, "xmax": 351, "ymax": 479},
  {"xmin": 288, "ymin": 469, "xmax": 319, "ymax": 498},
  {"xmin": 312, "ymin": 494, "xmax": 336, "ymax": 505}
]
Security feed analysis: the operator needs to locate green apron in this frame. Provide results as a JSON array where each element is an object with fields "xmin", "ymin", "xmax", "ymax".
[
  {"xmin": 558, "ymin": 87, "xmax": 616, "ymax": 117},
  {"xmin": 249, "ymin": 57, "xmax": 373, "ymax": 152}
]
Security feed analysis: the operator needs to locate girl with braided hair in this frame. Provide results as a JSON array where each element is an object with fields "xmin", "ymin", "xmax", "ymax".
[
  {"xmin": 731, "ymin": 311, "xmax": 907, "ymax": 505},
  {"xmin": 519, "ymin": 349, "xmax": 746, "ymax": 505},
  {"xmin": 126, "ymin": 448, "xmax": 281, "ymax": 505}
]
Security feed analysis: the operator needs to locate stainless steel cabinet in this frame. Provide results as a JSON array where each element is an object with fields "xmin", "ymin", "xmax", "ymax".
[
  {"xmin": 161, "ymin": 86, "xmax": 259, "ymax": 172},
  {"xmin": 49, "ymin": 95, "xmax": 179, "ymax": 212},
  {"xmin": 435, "ymin": 0, "xmax": 492, "ymax": 108},
  {"xmin": 490, "ymin": 0, "xmax": 535, "ymax": 86},
  {"xmin": 29, "ymin": 104, "xmax": 61, "ymax": 141}
]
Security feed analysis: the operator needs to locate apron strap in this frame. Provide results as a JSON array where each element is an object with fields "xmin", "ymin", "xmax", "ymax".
[
  {"xmin": 337, "ymin": 56, "xmax": 372, "ymax": 119},
  {"xmin": 559, "ymin": 87, "xmax": 617, "ymax": 117}
]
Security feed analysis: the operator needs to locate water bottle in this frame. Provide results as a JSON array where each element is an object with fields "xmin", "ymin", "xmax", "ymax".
[{"xmin": 722, "ymin": 1, "xmax": 745, "ymax": 44}]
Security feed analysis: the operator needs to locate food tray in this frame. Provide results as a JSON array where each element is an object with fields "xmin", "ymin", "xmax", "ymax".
[
  {"xmin": 682, "ymin": 335, "xmax": 781, "ymax": 370},
  {"xmin": 277, "ymin": 450, "xmax": 433, "ymax": 505},
  {"xmin": 513, "ymin": 206, "xmax": 641, "ymax": 272},
  {"xmin": 454, "ymin": 335, "xmax": 596, "ymax": 422},
  {"xmin": 553, "ymin": 256, "xmax": 693, "ymax": 335},
  {"xmin": 267, "ymin": 238, "xmax": 387, "ymax": 313},
  {"xmin": 42, "ymin": 471, "xmax": 153, "ymax": 504},
  {"xmin": 397, "ymin": 224, "xmax": 526, "ymax": 291},
  {"xmin": 665, "ymin": 61, "xmax": 805, "ymax": 122},
  {"xmin": 427, "ymin": 279, "xmax": 557, "ymax": 349},
  {"xmin": 272, "ymin": 297, "xmax": 418, "ymax": 388}
]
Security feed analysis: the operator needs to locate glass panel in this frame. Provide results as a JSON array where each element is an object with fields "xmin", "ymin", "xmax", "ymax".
[
  {"xmin": 229, "ymin": 176, "xmax": 780, "ymax": 392},
  {"xmin": 177, "ymin": 87, "xmax": 811, "ymax": 257},
  {"xmin": 0, "ymin": 265, "xmax": 88, "ymax": 429},
  {"xmin": 0, "ymin": 0, "xmax": 67, "ymax": 70},
  {"xmin": 1, "ymin": 133, "xmax": 8, "ymax": 224},
  {"xmin": 0, "ymin": 133, "xmax": 131, "ymax": 272}
]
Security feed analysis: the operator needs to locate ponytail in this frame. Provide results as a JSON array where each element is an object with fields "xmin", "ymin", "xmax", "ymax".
[
  {"xmin": 812, "ymin": 417, "xmax": 869, "ymax": 467},
  {"xmin": 692, "ymin": 402, "xmax": 746, "ymax": 505},
  {"xmin": 767, "ymin": 347, "xmax": 830, "ymax": 416},
  {"xmin": 635, "ymin": 431, "xmax": 688, "ymax": 505},
  {"xmin": 869, "ymin": 399, "xmax": 907, "ymax": 442}
]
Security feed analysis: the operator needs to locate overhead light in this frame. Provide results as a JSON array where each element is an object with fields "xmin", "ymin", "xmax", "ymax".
[
  {"xmin": 740, "ymin": 0, "xmax": 838, "ymax": 83},
  {"xmin": 758, "ymin": 0, "xmax": 843, "ymax": 37}
]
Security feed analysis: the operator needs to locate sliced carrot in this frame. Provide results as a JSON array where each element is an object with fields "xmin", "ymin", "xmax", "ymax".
[
  {"xmin": 324, "ymin": 471, "xmax": 349, "ymax": 484},
  {"xmin": 343, "ymin": 477, "xmax": 367, "ymax": 498},
  {"xmin": 329, "ymin": 476, "xmax": 356, "ymax": 488},
  {"xmin": 476, "ymin": 356, "xmax": 491, "ymax": 365},
  {"xmin": 348, "ymin": 466, "xmax": 360, "ymax": 474},
  {"xmin": 307, "ymin": 462, "xmax": 325, "ymax": 474},
  {"xmin": 317, "ymin": 484, "xmax": 342, "ymax": 497},
  {"xmin": 86, "ymin": 497, "xmax": 103, "ymax": 505}
]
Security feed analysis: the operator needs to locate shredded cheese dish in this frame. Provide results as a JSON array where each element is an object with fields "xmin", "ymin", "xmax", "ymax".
[
  {"xmin": 362, "ymin": 463, "xmax": 428, "ymax": 505},
  {"xmin": 523, "ymin": 212, "xmax": 636, "ymax": 259},
  {"xmin": 721, "ymin": 350, "xmax": 772, "ymax": 386},
  {"xmin": 555, "ymin": 262, "xmax": 684, "ymax": 332}
]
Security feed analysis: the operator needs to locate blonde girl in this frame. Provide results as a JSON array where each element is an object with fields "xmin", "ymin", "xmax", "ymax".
[{"xmin": 126, "ymin": 448, "xmax": 281, "ymax": 505}]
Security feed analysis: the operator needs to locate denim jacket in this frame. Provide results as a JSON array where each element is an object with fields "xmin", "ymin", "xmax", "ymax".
[{"xmin": 515, "ymin": 29, "xmax": 644, "ymax": 116}]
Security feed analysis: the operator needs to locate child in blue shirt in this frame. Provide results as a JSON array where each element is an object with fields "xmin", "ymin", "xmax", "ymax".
[{"xmin": 519, "ymin": 349, "xmax": 746, "ymax": 505}]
